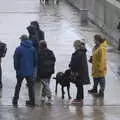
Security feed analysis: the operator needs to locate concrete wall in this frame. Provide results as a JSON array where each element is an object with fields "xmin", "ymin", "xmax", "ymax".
[{"xmin": 67, "ymin": 0, "xmax": 120, "ymax": 48}]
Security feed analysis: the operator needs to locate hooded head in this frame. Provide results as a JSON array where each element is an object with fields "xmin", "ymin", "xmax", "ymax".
[
  {"xmin": 20, "ymin": 34, "xmax": 33, "ymax": 48},
  {"xmin": 30, "ymin": 21, "xmax": 40, "ymax": 30},
  {"xmin": 94, "ymin": 34, "xmax": 105, "ymax": 45}
]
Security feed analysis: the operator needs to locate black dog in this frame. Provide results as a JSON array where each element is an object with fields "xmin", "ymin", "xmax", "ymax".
[{"xmin": 53, "ymin": 69, "xmax": 72, "ymax": 99}]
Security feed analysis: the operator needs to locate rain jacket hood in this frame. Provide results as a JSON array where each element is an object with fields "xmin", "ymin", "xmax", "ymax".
[{"xmin": 21, "ymin": 40, "xmax": 33, "ymax": 48}]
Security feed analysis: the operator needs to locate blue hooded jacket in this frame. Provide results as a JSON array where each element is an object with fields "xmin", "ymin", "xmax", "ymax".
[{"xmin": 14, "ymin": 40, "xmax": 36, "ymax": 77}]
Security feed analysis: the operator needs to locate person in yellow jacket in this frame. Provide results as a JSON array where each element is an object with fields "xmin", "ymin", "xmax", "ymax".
[{"xmin": 88, "ymin": 35, "xmax": 107, "ymax": 97}]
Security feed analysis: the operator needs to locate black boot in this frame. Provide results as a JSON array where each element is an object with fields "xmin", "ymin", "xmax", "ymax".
[
  {"xmin": 95, "ymin": 90, "xmax": 104, "ymax": 97},
  {"xmin": 88, "ymin": 88, "xmax": 97, "ymax": 94},
  {"xmin": 12, "ymin": 98, "xmax": 18, "ymax": 106},
  {"xmin": 26, "ymin": 100, "xmax": 35, "ymax": 107}
]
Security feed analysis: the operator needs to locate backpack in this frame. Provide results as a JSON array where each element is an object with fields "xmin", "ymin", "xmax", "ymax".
[{"xmin": 0, "ymin": 42, "xmax": 7, "ymax": 57}]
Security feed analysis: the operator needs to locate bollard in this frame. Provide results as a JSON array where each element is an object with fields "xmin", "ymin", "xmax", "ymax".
[{"xmin": 80, "ymin": 9, "xmax": 88, "ymax": 26}]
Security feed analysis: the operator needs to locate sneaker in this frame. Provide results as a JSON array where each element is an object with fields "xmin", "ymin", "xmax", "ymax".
[
  {"xmin": 88, "ymin": 89, "xmax": 97, "ymax": 94},
  {"xmin": 72, "ymin": 99, "xmax": 83, "ymax": 103},
  {"xmin": 40, "ymin": 97, "xmax": 46, "ymax": 104},
  {"xmin": 47, "ymin": 99, "xmax": 53, "ymax": 105},
  {"xmin": 41, "ymin": 97, "xmax": 45, "ymax": 102},
  {"xmin": 26, "ymin": 100, "xmax": 35, "ymax": 107}
]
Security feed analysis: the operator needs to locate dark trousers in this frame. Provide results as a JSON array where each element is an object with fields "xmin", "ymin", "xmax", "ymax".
[
  {"xmin": 13, "ymin": 76, "xmax": 35, "ymax": 103},
  {"xmin": 76, "ymin": 84, "xmax": 84, "ymax": 100},
  {"xmin": 93, "ymin": 77, "xmax": 105, "ymax": 93},
  {"xmin": 0, "ymin": 63, "xmax": 2, "ymax": 86}
]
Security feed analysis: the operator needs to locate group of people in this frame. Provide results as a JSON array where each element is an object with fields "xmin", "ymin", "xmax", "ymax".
[
  {"xmin": 69, "ymin": 34, "xmax": 107, "ymax": 103},
  {"xmin": 0, "ymin": 20, "xmax": 107, "ymax": 106},
  {"xmin": 12, "ymin": 21, "xmax": 56, "ymax": 106}
]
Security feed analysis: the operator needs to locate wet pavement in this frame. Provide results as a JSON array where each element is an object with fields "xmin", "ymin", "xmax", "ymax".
[{"xmin": 0, "ymin": 0, "xmax": 120, "ymax": 119}]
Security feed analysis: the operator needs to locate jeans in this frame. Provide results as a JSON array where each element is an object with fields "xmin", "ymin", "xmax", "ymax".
[
  {"xmin": 13, "ymin": 76, "xmax": 35, "ymax": 103},
  {"xmin": 41, "ymin": 78, "xmax": 51, "ymax": 99},
  {"xmin": 93, "ymin": 77, "xmax": 105, "ymax": 93},
  {"xmin": 76, "ymin": 84, "xmax": 84, "ymax": 100}
]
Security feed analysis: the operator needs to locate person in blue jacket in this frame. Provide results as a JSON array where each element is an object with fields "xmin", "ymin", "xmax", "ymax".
[{"xmin": 12, "ymin": 34, "xmax": 36, "ymax": 106}]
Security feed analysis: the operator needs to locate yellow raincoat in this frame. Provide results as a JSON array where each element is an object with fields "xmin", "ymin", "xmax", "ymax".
[{"xmin": 92, "ymin": 41, "xmax": 107, "ymax": 77}]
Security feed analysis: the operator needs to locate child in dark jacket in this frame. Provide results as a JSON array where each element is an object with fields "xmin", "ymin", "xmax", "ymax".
[{"xmin": 37, "ymin": 40, "xmax": 56, "ymax": 104}]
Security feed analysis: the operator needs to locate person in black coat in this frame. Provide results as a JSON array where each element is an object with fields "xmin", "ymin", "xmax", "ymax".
[
  {"xmin": 27, "ymin": 21, "xmax": 45, "ymax": 81},
  {"xmin": 27, "ymin": 21, "xmax": 45, "ymax": 50},
  {"xmin": 69, "ymin": 40, "xmax": 90, "ymax": 103},
  {"xmin": 37, "ymin": 40, "xmax": 56, "ymax": 104}
]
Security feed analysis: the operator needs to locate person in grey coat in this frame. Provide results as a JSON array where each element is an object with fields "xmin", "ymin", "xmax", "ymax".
[
  {"xmin": 27, "ymin": 21, "xmax": 45, "ymax": 50},
  {"xmin": 69, "ymin": 40, "xmax": 90, "ymax": 103}
]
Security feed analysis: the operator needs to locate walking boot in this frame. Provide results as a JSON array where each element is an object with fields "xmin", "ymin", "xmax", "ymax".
[
  {"xmin": 26, "ymin": 100, "xmax": 35, "ymax": 107},
  {"xmin": 88, "ymin": 89, "xmax": 97, "ymax": 94},
  {"xmin": 95, "ymin": 90, "xmax": 104, "ymax": 97},
  {"xmin": 12, "ymin": 99, "xmax": 18, "ymax": 106}
]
